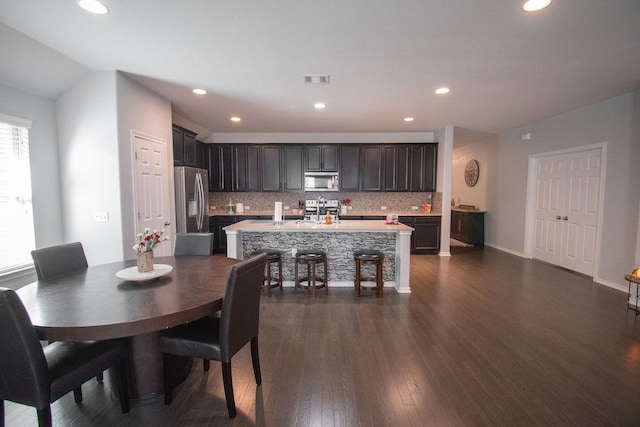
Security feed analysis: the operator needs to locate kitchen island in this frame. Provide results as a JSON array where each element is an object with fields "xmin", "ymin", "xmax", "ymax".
[{"xmin": 223, "ymin": 219, "xmax": 414, "ymax": 293}]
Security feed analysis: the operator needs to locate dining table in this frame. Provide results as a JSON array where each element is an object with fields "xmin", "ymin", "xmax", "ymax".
[{"xmin": 16, "ymin": 255, "xmax": 240, "ymax": 399}]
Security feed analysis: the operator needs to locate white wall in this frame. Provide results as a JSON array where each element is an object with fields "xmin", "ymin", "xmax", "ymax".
[
  {"xmin": 56, "ymin": 71, "xmax": 123, "ymax": 265},
  {"xmin": 0, "ymin": 83, "xmax": 63, "ymax": 249},
  {"xmin": 115, "ymin": 72, "xmax": 173, "ymax": 260},
  {"xmin": 489, "ymin": 90, "xmax": 640, "ymax": 287}
]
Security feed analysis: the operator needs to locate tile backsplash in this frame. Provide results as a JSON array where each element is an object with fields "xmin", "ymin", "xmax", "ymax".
[{"xmin": 209, "ymin": 191, "xmax": 442, "ymax": 214}]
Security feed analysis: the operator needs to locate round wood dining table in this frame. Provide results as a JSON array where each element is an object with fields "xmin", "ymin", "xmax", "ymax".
[{"xmin": 16, "ymin": 255, "xmax": 240, "ymax": 398}]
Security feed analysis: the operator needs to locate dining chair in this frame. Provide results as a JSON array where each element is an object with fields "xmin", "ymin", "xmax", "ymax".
[
  {"xmin": 30, "ymin": 242, "xmax": 106, "ymax": 384},
  {"xmin": 160, "ymin": 253, "xmax": 267, "ymax": 418},
  {"xmin": 31, "ymin": 242, "xmax": 88, "ymax": 280},
  {"xmin": 0, "ymin": 288, "xmax": 130, "ymax": 427},
  {"xmin": 173, "ymin": 233, "xmax": 214, "ymax": 256}
]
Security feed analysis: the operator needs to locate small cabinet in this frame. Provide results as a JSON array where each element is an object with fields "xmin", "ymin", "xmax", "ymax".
[
  {"xmin": 451, "ymin": 210, "xmax": 484, "ymax": 245},
  {"xmin": 383, "ymin": 145, "xmax": 411, "ymax": 191},
  {"xmin": 360, "ymin": 145, "xmax": 383, "ymax": 191},
  {"xmin": 207, "ymin": 145, "xmax": 234, "ymax": 192},
  {"xmin": 211, "ymin": 216, "xmax": 238, "ymax": 253},
  {"xmin": 339, "ymin": 145, "xmax": 360, "ymax": 191},
  {"xmin": 305, "ymin": 145, "xmax": 338, "ymax": 172},
  {"xmin": 195, "ymin": 141, "xmax": 208, "ymax": 170},
  {"xmin": 400, "ymin": 216, "xmax": 441, "ymax": 254},
  {"xmin": 233, "ymin": 145, "xmax": 261, "ymax": 192},
  {"xmin": 261, "ymin": 145, "xmax": 282, "ymax": 191},
  {"xmin": 283, "ymin": 145, "xmax": 304, "ymax": 191},
  {"xmin": 410, "ymin": 144, "xmax": 438, "ymax": 192},
  {"xmin": 172, "ymin": 125, "xmax": 197, "ymax": 167}
]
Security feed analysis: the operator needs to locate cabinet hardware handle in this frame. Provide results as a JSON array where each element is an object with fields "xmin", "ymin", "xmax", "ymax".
[
  {"xmin": 555, "ymin": 216, "xmax": 561, "ymax": 220},
  {"xmin": 562, "ymin": 216, "xmax": 568, "ymax": 221}
]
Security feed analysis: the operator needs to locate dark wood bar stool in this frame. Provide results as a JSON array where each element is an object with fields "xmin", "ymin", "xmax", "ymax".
[
  {"xmin": 294, "ymin": 249, "xmax": 328, "ymax": 296},
  {"xmin": 354, "ymin": 250, "xmax": 384, "ymax": 297},
  {"xmin": 626, "ymin": 273, "xmax": 640, "ymax": 315},
  {"xmin": 251, "ymin": 249, "xmax": 283, "ymax": 296}
]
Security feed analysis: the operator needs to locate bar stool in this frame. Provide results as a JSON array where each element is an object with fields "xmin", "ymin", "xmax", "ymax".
[
  {"xmin": 251, "ymin": 249, "xmax": 283, "ymax": 296},
  {"xmin": 294, "ymin": 249, "xmax": 328, "ymax": 296},
  {"xmin": 354, "ymin": 250, "xmax": 384, "ymax": 297},
  {"xmin": 626, "ymin": 273, "xmax": 640, "ymax": 315}
]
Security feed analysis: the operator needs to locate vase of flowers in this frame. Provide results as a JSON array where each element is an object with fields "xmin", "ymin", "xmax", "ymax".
[{"xmin": 133, "ymin": 228, "xmax": 169, "ymax": 272}]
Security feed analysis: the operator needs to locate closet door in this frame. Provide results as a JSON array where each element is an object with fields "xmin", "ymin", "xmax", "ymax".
[{"xmin": 532, "ymin": 148, "xmax": 601, "ymax": 276}]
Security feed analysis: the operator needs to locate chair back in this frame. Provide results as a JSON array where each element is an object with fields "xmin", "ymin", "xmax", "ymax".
[
  {"xmin": 220, "ymin": 253, "xmax": 267, "ymax": 361},
  {"xmin": 31, "ymin": 242, "xmax": 88, "ymax": 280},
  {"xmin": 0, "ymin": 288, "xmax": 50, "ymax": 408},
  {"xmin": 174, "ymin": 233, "xmax": 214, "ymax": 256}
]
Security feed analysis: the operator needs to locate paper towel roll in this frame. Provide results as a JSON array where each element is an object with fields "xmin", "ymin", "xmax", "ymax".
[{"xmin": 274, "ymin": 202, "xmax": 283, "ymax": 222}]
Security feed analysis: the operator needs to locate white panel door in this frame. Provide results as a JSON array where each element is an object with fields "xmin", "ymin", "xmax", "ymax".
[
  {"xmin": 532, "ymin": 148, "xmax": 601, "ymax": 276},
  {"xmin": 133, "ymin": 134, "xmax": 172, "ymax": 257}
]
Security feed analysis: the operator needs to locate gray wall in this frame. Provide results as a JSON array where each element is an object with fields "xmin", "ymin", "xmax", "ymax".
[{"xmin": 487, "ymin": 90, "xmax": 640, "ymax": 288}]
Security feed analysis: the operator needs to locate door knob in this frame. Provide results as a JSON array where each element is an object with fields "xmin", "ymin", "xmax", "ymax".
[
  {"xmin": 562, "ymin": 216, "xmax": 568, "ymax": 221},
  {"xmin": 164, "ymin": 221, "xmax": 171, "ymax": 226},
  {"xmin": 555, "ymin": 216, "xmax": 561, "ymax": 220}
]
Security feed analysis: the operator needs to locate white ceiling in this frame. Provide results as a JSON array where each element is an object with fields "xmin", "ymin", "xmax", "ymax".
[{"xmin": 1, "ymin": 0, "xmax": 639, "ymax": 136}]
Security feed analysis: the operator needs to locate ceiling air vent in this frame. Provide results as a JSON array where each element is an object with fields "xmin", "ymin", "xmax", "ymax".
[{"xmin": 303, "ymin": 75, "xmax": 330, "ymax": 84}]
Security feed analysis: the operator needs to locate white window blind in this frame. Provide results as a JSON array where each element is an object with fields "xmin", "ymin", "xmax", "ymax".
[{"xmin": 0, "ymin": 114, "xmax": 35, "ymax": 275}]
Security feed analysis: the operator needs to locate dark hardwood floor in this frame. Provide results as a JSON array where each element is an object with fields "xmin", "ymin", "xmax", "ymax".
[{"xmin": 6, "ymin": 246, "xmax": 640, "ymax": 426}]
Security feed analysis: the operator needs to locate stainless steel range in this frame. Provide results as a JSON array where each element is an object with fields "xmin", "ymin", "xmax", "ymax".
[{"xmin": 304, "ymin": 198, "xmax": 340, "ymax": 221}]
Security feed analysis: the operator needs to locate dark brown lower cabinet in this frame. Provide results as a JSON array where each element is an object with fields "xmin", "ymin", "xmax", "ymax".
[
  {"xmin": 450, "ymin": 210, "xmax": 484, "ymax": 245},
  {"xmin": 399, "ymin": 216, "xmax": 441, "ymax": 254},
  {"xmin": 210, "ymin": 216, "xmax": 237, "ymax": 253}
]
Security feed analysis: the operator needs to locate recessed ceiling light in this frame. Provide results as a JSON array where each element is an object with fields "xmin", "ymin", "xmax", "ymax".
[
  {"xmin": 77, "ymin": 0, "xmax": 109, "ymax": 14},
  {"xmin": 435, "ymin": 87, "xmax": 450, "ymax": 95},
  {"xmin": 522, "ymin": 0, "xmax": 551, "ymax": 12},
  {"xmin": 230, "ymin": 117, "xmax": 241, "ymax": 123},
  {"xmin": 403, "ymin": 117, "xmax": 414, "ymax": 122},
  {"xmin": 314, "ymin": 103, "xmax": 326, "ymax": 109},
  {"xmin": 192, "ymin": 88, "xmax": 206, "ymax": 95}
]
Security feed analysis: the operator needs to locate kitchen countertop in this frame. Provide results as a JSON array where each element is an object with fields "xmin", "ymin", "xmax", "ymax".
[
  {"xmin": 223, "ymin": 219, "xmax": 414, "ymax": 232},
  {"xmin": 210, "ymin": 210, "xmax": 441, "ymax": 217}
]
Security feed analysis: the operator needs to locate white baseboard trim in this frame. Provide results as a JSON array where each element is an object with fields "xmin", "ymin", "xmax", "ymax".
[{"xmin": 484, "ymin": 243, "xmax": 525, "ymax": 258}]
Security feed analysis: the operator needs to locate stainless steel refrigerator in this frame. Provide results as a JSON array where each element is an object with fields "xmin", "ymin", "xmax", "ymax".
[{"xmin": 174, "ymin": 166, "xmax": 209, "ymax": 233}]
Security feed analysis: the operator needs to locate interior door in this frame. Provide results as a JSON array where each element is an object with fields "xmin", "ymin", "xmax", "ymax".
[
  {"xmin": 532, "ymin": 148, "xmax": 601, "ymax": 275},
  {"xmin": 133, "ymin": 133, "xmax": 172, "ymax": 257}
]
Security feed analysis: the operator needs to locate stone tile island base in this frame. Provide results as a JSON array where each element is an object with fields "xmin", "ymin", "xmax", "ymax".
[{"xmin": 224, "ymin": 220, "xmax": 413, "ymax": 293}]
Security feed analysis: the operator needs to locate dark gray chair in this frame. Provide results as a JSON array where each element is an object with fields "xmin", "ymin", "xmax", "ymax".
[
  {"xmin": 0, "ymin": 288, "xmax": 130, "ymax": 427},
  {"xmin": 31, "ymin": 242, "xmax": 88, "ymax": 281},
  {"xmin": 174, "ymin": 233, "xmax": 214, "ymax": 256},
  {"xmin": 160, "ymin": 253, "xmax": 267, "ymax": 418},
  {"xmin": 30, "ymin": 242, "xmax": 103, "ymax": 383}
]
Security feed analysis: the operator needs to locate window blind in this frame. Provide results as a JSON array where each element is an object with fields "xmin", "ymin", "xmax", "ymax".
[{"xmin": 0, "ymin": 114, "xmax": 35, "ymax": 275}]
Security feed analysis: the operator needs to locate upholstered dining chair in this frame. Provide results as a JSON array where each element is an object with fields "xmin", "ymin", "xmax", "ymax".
[
  {"xmin": 0, "ymin": 288, "xmax": 130, "ymax": 427},
  {"xmin": 160, "ymin": 253, "xmax": 267, "ymax": 418},
  {"xmin": 173, "ymin": 232, "xmax": 214, "ymax": 256},
  {"xmin": 31, "ymin": 242, "xmax": 88, "ymax": 281},
  {"xmin": 30, "ymin": 242, "xmax": 105, "ymax": 384}
]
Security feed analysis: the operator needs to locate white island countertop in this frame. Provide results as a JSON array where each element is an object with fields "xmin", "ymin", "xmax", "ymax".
[{"xmin": 223, "ymin": 219, "xmax": 414, "ymax": 232}]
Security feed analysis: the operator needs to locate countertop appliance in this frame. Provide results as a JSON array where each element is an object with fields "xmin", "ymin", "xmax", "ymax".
[
  {"xmin": 304, "ymin": 172, "xmax": 339, "ymax": 192},
  {"xmin": 304, "ymin": 198, "xmax": 340, "ymax": 221},
  {"xmin": 175, "ymin": 166, "xmax": 209, "ymax": 233}
]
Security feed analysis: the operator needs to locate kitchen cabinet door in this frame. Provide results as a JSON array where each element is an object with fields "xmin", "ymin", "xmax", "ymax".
[
  {"xmin": 410, "ymin": 144, "xmax": 438, "ymax": 192},
  {"xmin": 247, "ymin": 145, "xmax": 261, "ymax": 191},
  {"xmin": 172, "ymin": 126, "xmax": 184, "ymax": 166},
  {"xmin": 207, "ymin": 145, "xmax": 220, "ymax": 191},
  {"xmin": 261, "ymin": 145, "xmax": 282, "ymax": 191},
  {"xmin": 451, "ymin": 210, "xmax": 484, "ymax": 245},
  {"xmin": 183, "ymin": 130, "xmax": 197, "ymax": 167},
  {"xmin": 413, "ymin": 216, "xmax": 441, "ymax": 254},
  {"xmin": 305, "ymin": 145, "xmax": 339, "ymax": 172},
  {"xmin": 208, "ymin": 145, "xmax": 233, "ymax": 192},
  {"xmin": 339, "ymin": 145, "xmax": 360, "ymax": 191},
  {"xmin": 234, "ymin": 146, "xmax": 248, "ymax": 191},
  {"xmin": 195, "ymin": 141, "xmax": 208, "ymax": 169},
  {"xmin": 283, "ymin": 145, "xmax": 304, "ymax": 191},
  {"xmin": 360, "ymin": 145, "xmax": 383, "ymax": 191},
  {"xmin": 211, "ymin": 216, "xmax": 238, "ymax": 253},
  {"xmin": 383, "ymin": 145, "xmax": 411, "ymax": 191}
]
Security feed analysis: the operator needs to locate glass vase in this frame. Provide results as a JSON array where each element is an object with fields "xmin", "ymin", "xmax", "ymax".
[{"xmin": 137, "ymin": 251, "xmax": 154, "ymax": 272}]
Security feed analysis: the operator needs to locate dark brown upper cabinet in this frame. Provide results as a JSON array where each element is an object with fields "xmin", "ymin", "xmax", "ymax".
[
  {"xmin": 172, "ymin": 125, "xmax": 197, "ymax": 167},
  {"xmin": 283, "ymin": 145, "xmax": 304, "ymax": 192},
  {"xmin": 383, "ymin": 145, "xmax": 411, "ymax": 191},
  {"xmin": 339, "ymin": 145, "xmax": 360, "ymax": 191},
  {"xmin": 410, "ymin": 143, "xmax": 438, "ymax": 192},
  {"xmin": 305, "ymin": 145, "xmax": 338, "ymax": 172},
  {"xmin": 360, "ymin": 145, "xmax": 383, "ymax": 191},
  {"xmin": 261, "ymin": 145, "xmax": 282, "ymax": 191}
]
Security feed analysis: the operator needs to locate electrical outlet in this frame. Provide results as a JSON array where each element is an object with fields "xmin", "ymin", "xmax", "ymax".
[
  {"xmin": 211, "ymin": 205, "xmax": 217, "ymax": 210},
  {"xmin": 381, "ymin": 206, "xmax": 387, "ymax": 210},
  {"xmin": 411, "ymin": 206, "xmax": 419, "ymax": 210},
  {"xmin": 245, "ymin": 206, "xmax": 251, "ymax": 210},
  {"xmin": 284, "ymin": 205, "xmax": 290, "ymax": 210},
  {"xmin": 94, "ymin": 211, "xmax": 109, "ymax": 222},
  {"xmin": 291, "ymin": 248, "xmax": 296, "ymax": 256}
]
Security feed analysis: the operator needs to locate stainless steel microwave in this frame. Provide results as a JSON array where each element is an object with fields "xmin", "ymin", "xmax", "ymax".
[{"xmin": 304, "ymin": 172, "xmax": 340, "ymax": 191}]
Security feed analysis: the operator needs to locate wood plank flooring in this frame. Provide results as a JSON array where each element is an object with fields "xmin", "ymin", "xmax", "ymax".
[{"xmin": 6, "ymin": 246, "xmax": 640, "ymax": 426}]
